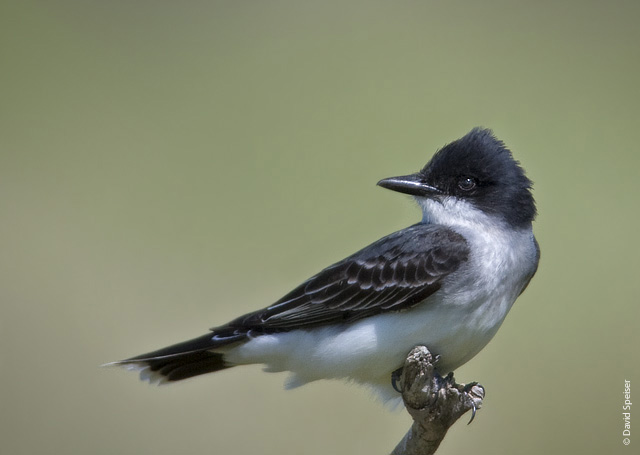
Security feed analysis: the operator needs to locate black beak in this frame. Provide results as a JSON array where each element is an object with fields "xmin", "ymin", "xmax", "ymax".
[{"xmin": 377, "ymin": 173, "xmax": 441, "ymax": 197}]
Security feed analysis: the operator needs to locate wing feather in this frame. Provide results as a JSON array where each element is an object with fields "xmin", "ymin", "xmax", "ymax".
[{"xmin": 214, "ymin": 224, "xmax": 469, "ymax": 335}]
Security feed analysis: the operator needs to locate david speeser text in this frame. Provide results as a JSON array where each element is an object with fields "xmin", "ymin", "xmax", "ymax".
[{"xmin": 623, "ymin": 380, "xmax": 631, "ymax": 442}]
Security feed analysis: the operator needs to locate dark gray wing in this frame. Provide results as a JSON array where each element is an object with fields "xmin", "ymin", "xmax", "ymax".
[
  {"xmin": 214, "ymin": 224, "xmax": 469, "ymax": 337},
  {"xmin": 115, "ymin": 224, "xmax": 469, "ymax": 382}
]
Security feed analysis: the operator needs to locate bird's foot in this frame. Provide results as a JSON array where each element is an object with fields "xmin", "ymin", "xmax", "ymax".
[
  {"xmin": 454, "ymin": 380, "xmax": 482, "ymax": 424},
  {"xmin": 391, "ymin": 347, "xmax": 486, "ymax": 455},
  {"xmin": 393, "ymin": 347, "xmax": 485, "ymax": 425}
]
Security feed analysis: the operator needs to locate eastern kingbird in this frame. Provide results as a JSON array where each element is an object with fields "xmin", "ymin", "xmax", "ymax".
[{"xmin": 110, "ymin": 128, "xmax": 539, "ymax": 402}]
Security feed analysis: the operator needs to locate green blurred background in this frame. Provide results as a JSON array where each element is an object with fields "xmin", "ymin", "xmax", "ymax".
[{"xmin": 1, "ymin": 1, "xmax": 639, "ymax": 454}]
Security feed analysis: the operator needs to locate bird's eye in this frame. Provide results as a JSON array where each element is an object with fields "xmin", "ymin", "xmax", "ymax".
[{"xmin": 457, "ymin": 177, "xmax": 476, "ymax": 191}]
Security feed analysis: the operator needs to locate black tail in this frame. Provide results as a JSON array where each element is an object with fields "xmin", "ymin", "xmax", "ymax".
[{"xmin": 109, "ymin": 332, "xmax": 241, "ymax": 383}]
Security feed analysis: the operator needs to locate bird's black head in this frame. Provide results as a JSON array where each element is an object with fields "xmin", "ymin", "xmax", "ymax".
[{"xmin": 378, "ymin": 128, "xmax": 536, "ymax": 229}]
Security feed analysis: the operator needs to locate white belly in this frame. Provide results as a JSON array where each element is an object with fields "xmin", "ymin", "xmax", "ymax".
[{"xmin": 226, "ymin": 225, "xmax": 538, "ymax": 402}]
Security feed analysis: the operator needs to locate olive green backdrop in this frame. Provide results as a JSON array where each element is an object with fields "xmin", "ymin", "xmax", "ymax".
[{"xmin": 1, "ymin": 1, "xmax": 638, "ymax": 454}]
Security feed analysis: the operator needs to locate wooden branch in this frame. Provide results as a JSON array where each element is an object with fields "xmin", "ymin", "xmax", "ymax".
[{"xmin": 391, "ymin": 346, "xmax": 485, "ymax": 455}]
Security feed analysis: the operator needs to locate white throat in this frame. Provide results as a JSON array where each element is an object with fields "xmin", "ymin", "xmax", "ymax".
[{"xmin": 417, "ymin": 196, "xmax": 503, "ymax": 231}]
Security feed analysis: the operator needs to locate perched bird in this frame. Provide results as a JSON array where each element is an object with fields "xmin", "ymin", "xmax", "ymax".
[{"xmin": 109, "ymin": 128, "xmax": 539, "ymax": 402}]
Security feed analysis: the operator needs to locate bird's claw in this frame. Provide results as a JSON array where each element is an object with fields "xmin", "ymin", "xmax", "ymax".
[
  {"xmin": 467, "ymin": 398, "xmax": 477, "ymax": 424},
  {"xmin": 460, "ymin": 381, "xmax": 480, "ymax": 424},
  {"xmin": 391, "ymin": 367, "xmax": 403, "ymax": 393}
]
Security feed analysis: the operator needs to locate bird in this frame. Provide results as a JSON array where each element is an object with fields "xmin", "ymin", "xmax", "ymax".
[{"xmin": 108, "ymin": 128, "xmax": 539, "ymax": 403}]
